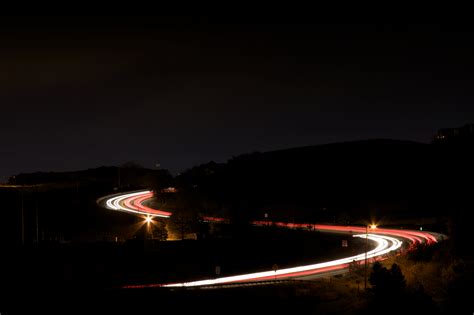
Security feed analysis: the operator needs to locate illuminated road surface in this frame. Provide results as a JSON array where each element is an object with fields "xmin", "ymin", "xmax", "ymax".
[{"xmin": 98, "ymin": 190, "xmax": 442, "ymax": 288}]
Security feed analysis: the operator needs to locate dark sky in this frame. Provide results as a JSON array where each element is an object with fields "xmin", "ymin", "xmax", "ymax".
[{"xmin": 1, "ymin": 17, "xmax": 473, "ymax": 180}]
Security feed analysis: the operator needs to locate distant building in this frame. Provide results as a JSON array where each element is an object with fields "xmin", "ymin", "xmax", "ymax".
[{"xmin": 433, "ymin": 124, "xmax": 474, "ymax": 144}]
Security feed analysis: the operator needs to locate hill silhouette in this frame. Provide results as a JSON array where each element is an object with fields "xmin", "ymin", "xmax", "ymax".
[{"xmin": 176, "ymin": 138, "xmax": 472, "ymax": 229}]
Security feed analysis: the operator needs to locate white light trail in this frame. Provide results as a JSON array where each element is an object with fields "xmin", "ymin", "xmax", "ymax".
[
  {"xmin": 163, "ymin": 233, "xmax": 403, "ymax": 287},
  {"xmin": 101, "ymin": 190, "xmax": 170, "ymax": 218},
  {"xmin": 98, "ymin": 190, "xmax": 440, "ymax": 290}
]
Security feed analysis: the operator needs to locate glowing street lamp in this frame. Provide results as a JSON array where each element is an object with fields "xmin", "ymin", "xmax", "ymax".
[{"xmin": 145, "ymin": 216, "xmax": 153, "ymax": 224}]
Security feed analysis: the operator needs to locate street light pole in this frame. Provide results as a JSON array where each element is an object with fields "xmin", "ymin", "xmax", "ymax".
[
  {"xmin": 364, "ymin": 224, "xmax": 377, "ymax": 290},
  {"xmin": 148, "ymin": 221, "xmax": 152, "ymax": 240}
]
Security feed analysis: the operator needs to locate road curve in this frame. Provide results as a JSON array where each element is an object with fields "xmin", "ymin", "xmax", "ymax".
[
  {"xmin": 97, "ymin": 190, "xmax": 172, "ymax": 218},
  {"xmin": 161, "ymin": 233, "xmax": 403, "ymax": 287},
  {"xmin": 160, "ymin": 227, "xmax": 444, "ymax": 288},
  {"xmin": 97, "ymin": 190, "xmax": 443, "ymax": 288}
]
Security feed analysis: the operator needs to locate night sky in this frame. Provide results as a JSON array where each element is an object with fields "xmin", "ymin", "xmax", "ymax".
[{"xmin": 1, "ymin": 17, "xmax": 474, "ymax": 180}]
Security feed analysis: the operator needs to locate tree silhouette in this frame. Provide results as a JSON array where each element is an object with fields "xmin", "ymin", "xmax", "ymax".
[
  {"xmin": 389, "ymin": 264, "xmax": 406, "ymax": 292},
  {"xmin": 369, "ymin": 262, "xmax": 406, "ymax": 297},
  {"xmin": 152, "ymin": 220, "xmax": 168, "ymax": 241}
]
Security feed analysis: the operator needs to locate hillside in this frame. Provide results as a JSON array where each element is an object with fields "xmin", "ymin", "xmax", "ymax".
[{"xmin": 176, "ymin": 139, "xmax": 473, "ymax": 227}]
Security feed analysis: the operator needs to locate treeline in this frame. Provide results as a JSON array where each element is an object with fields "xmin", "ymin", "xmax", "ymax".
[
  {"xmin": 173, "ymin": 139, "xmax": 474, "ymax": 228},
  {"xmin": 8, "ymin": 163, "xmax": 173, "ymax": 191}
]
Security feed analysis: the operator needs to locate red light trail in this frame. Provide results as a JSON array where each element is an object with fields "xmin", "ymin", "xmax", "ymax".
[{"xmin": 98, "ymin": 190, "xmax": 444, "ymax": 288}]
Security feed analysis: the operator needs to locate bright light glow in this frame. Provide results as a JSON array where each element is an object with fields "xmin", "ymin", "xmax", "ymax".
[
  {"xmin": 370, "ymin": 224, "xmax": 377, "ymax": 229},
  {"xmin": 145, "ymin": 216, "xmax": 152, "ymax": 224}
]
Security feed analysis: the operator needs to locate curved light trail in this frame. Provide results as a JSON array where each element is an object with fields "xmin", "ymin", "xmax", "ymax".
[
  {"xmin": 251, "ymin": 221, "xmax": 439, "ymax": 247},
  {"xmin": 162, "ymin": 234, "xmax": 403, "ymax": 287},
  {"xmin": 98, "ymin": 190, "xmax": 443, "ymax": 288},
  {"xmin": 98, "ymin": 190, "xmax": 171, "ymax": 218}
]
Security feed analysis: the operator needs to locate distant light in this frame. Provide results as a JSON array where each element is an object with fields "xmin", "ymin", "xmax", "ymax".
[
  {"xmin": 420, "ymin": 226, "xmax": 423, "ymax": 231},
  {"xmin": 145, "ymin": 216, "xmax": 153, "ymax": 224},
  {"xmin": 370, "ymin": 224, "xmax": 377, "ymax": 229},
  {"xmin": 162, "ymin": 187, "xmax": 177, "ymax": 193}
]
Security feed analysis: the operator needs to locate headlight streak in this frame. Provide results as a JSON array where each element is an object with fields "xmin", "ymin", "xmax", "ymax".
[
  {"xmin": 101, "ymin": 190, "xmax": 171, "ymax": 218},
  {"xmin": 98, "ymin": 191, "xmax": 442, "ymax": 289},
  {"xmin": 161, "ymin": 234, "xmax": 403, "ymax": 288}
]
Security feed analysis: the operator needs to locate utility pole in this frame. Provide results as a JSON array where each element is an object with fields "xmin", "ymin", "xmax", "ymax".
[
  {"xmin": 117, "ymin": 166, "xmax": 121, "ymax": 189},
  {"xmin": 35, "ymin": 198, "xmax": 39, "ymax": 244},
  {"xmin": 21, "ymin": 191, "xmax": 25, "ymax": 246},
  {"xmin": 34, "ymin": 186, "xmax": 39, "ymax": 245},
  {"xmin": 364, "ymin": 224, "xmax": 368, "ymax": 290}
]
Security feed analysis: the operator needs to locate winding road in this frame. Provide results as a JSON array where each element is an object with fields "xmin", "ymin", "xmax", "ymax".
[
  {"xmin": 98, "ymin": 190, "xmax": 444, "ymax": 288},
  {"xmin": 97, "ymin": 190, "xmax": 171, "ymax": 218}
]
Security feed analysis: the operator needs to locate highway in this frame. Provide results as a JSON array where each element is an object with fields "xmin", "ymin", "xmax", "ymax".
[{"xmin": 98, "ymin": 190, "xmax": 443, "ymax": 288}]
